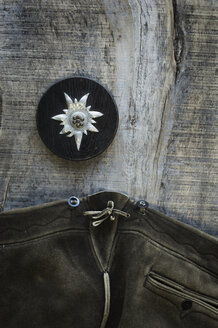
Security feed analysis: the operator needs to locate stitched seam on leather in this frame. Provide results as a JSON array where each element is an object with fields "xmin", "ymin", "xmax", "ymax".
[
  {"xmin": 147, "ymin": 276, "xmax": 218, "ymax": 314},
  {"xmin": 104, "ymin": 221, "xmax": 120, "ymax": 271},
  {"xmin": 109, "ymin": 233, "xmax": 121, "ymax": 272},
  {"xmin": 144, "ymin": 208, "xmax": 218, "ymax": 242},
  {"xmin": 88, "ymin": 220, "xmax": 119, "ymax": 272},
  {"xmin": 88, "ymin": 223, "xmax": 104, "ymax": 272},
  {"xmin": 145, "ymin": 284, "xmax": 181, "ymax": 312},
  {"xmin": 181, "ymin": 310, "xmax": 218, "ymax": 322},
  {"xmin": 149, "ymin": 272, "xmax": 218, "ymax": 305},
  {"xmin": 144, "ymin": 215, "xmax": 218, "ymax": 259},
  {"xmin": 0, "ymin": 228, "xmax": 88, "ymax": 247},
  {"xmin": 0, "ymin": 215, "xmax": 84, "ymax": 236},
  {"xmin": 120, "ymin": 216, "xmax": 218, "ymax": 260},
  {"xmin": 136, "ymin": 210, "xmax": 218, "ymax": 257},
  {"xmin": 119, "ymin": 230, "xmax": 218, "ymax": 279},
  {"xmin": 106, "ymin": 232, "xmax": 121, "ymax": 272},
  {"xmin": 145, "ymin": 286, "xmax": 218, "ymax": 322}
]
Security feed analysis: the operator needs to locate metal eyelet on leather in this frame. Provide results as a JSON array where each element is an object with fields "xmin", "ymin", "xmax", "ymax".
[
  {"xmin": 136, "ymin": 200, "xmax": 149, "ymax": 208},
  {"xmin": 136, "ymin": 200, "xmax": 149, "ymax": 214},
  {"xmin": 68, "ymin": 196, "xmax": 80, "ymax": 208}
]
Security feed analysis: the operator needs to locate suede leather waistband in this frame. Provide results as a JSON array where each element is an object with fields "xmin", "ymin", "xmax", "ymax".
[
  {"xmin": 0, "ymin": 191, "xmax": 131, "ymax": 245},
  {"xmin": 0, "ymin": 191, "xmax": 218, "ymax": 274}
]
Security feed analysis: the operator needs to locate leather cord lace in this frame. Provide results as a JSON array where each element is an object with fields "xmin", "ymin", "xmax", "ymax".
[{"xmin": 83, "ymin": 200, "xmax": 130, "ymax": 227}]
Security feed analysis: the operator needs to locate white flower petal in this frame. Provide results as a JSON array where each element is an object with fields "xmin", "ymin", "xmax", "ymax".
[
  {"xmin": 89, "ymin": 111, "xmax": 103, "ymax": 118},
  {"xmin": 59, "ymin": 128, "xmax": 66, "ymax": 134},
  {"xmin": 86, "ymin": 106, "xmax": 91, "ymax": 111},
  {"xmin": 60, "ymin": 125, "xmax": 72, "ymax": 134},
  {"xmin": 63, "ymin": 109, "xmax": 68, "ymax": 113},
  {"xmin": 67, "ymin": 132, "xmax": 74, "ymax": 137},
  {"xmin": 74, "ymin": 132, "xmax": 83, "ymax": 150},
  {"xmin": 79, "ymin": 93, "xmax": 89, "ymax": 105},
  {"xmin": 87, "ymin": 123, "xmax": 99, "ymax": 133},
  {"xmin": 64, "ymin": 124, "xmax": 73, "ymax": 132},
  {"xmin": 91, "ymin": 119, "xmax": 96, "ymax": 124},
  {"xmin": 84, "ymin": 130, "xmax": 88, "ymax": 135},
  {"xmin": 64, "ymin": 93, "xmax": 73, "ymax": 108},
  {"xmin": 51, "ymin": 114, "xmax": 66, "ymax": 121}
]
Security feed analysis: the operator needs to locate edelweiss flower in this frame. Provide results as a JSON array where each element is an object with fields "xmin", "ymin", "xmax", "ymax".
[{"xmin": 51, "ymin": 93, "xmax": 103, "ymax": 150}]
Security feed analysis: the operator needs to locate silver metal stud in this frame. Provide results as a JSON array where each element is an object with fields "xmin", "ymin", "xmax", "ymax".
[{"xmin": 68, "ymin": 196, "xmax": 80, "ymax": 207}]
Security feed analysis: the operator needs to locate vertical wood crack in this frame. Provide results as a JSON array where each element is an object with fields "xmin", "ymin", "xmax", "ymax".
[
  {"xmin": 152, "ymin": 91, "xmax": 170, "ymax": 190},
  {"xmin": 172, "ymin": 0, "xmax": 185, "ymax": 81}
]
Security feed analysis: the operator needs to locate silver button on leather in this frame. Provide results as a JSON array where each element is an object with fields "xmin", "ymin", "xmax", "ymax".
[{"xmin": 68, "ymin": 196, "xmax": 80, "ymax": 207}]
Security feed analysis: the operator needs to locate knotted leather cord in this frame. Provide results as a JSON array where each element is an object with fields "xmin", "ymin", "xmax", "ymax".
[
  {"xmin": 100, "ymin": 272, "xmax": 111, "ymax": 328},
  {"xmin": 84, "ymin": 200, "xmax": 129, "ymax": 327},
  {"xmin": 83, "ymin": 200, "xmax": 130, "ymax": 227}
]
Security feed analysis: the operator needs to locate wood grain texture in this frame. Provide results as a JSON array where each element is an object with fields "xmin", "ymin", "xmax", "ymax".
[{"xmin": 0, "ymin": 0, "xmax": 217, "ymax": 236}]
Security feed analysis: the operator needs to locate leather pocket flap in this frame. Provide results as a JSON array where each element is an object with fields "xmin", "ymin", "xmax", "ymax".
[{"xmin": 144, "ymin": 271, "xmax": 218, "ymax": 315}]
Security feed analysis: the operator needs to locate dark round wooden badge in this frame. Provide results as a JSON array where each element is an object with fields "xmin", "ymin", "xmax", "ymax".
[{"xmin": 36, "ymin": 76, "xmax": 119, "ymax": 161}]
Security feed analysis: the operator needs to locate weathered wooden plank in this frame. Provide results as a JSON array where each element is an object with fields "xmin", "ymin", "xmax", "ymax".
[
  {"xmin": 0, "ymin": 0, "xmax": 217, "ymax": 237},
  {"xmin": 159, "ymin": 0, "xmax": 218, "ymax": 236}
]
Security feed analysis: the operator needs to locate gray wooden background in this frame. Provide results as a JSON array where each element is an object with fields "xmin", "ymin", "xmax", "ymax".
[{"xmin": 0, "ymin": 0, "xmax": 218, "ymax": 237}]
